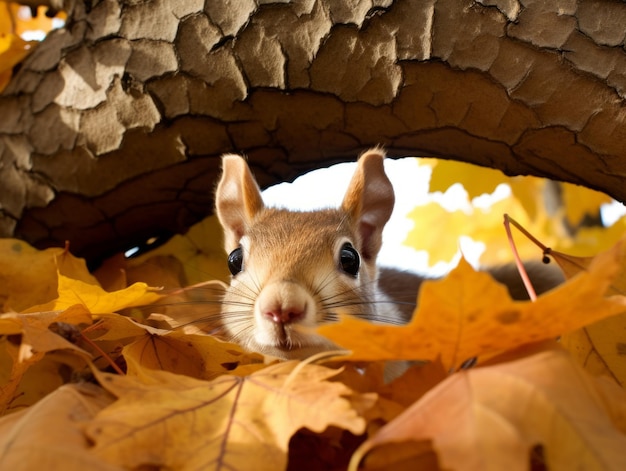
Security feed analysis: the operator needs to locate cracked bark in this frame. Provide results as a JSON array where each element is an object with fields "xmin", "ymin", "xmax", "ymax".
[{"xmin": 2, "ymin": 0, "xmax": 626, "ymax": 264}]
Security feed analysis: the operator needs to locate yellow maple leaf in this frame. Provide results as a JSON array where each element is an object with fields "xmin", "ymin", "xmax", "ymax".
[
  {"xmin": 24, "ymin": 274, "xmax": 162, "ymax": 314},
  {"xmin": 507, "ymin": 176, "xmax": 546, "ymax": 221},
  {"xmin": 404, "ymin": 196, "xmax": 558, "ymax": 266},
  {"xmin": 128, "ymin": 215, "xmax": 230, "ymax": 285},
  {"xmin": 319, "ymin": 240, "xmax": 626, "ymax": 370},
  {"xmin": 87, "ymin": 358, "xmax": 373, "ymax": 471},
  {"xmin": 351, "ymin": 346, "xmax": 626, "ymax": 471},
  {"xmin": 561, "ymin": 182, "xmax": 612, "ymax": 226},
  {"xmin": 428, "ymin": 159, "xmax": 509, "ymax": 199},
  {"xmin": 555, "ymin": 217, "xmax": 626, "ymax": 256},
  {"xmin": 0, "ymin": 239, "xmax": 100, "ymax": 312}
]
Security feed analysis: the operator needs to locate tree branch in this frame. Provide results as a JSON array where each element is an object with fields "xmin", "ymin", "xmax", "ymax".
[{"xmin": 2, "ymin": 0, "xmax": 626, "ymax": 263}]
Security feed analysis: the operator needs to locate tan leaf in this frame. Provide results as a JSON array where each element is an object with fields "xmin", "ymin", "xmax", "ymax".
[
  {"xmin": 87, "ymin": 358, "xmax": 372, "ymax": 471},
  {"xmin": 0, "ymin": 383, "xmax": 117, "ymax": 470},
  {"xmin": 351, "ymin": 346, "xmax": 626, "ymax": 471},
  {"xmin": 123, "ymin": 329, "xmax": 265, "ymax": 380},
  {"xmin": 0, "ymin": 306, "xmax": 93, "ymax": 415}
]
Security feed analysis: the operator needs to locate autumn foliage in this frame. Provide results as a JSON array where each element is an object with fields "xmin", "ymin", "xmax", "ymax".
[{"xmin": 1, "ymin": 215, "xmax": 626, "ymax": 470}]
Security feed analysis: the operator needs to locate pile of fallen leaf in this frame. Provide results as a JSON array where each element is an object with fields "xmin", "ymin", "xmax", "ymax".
[{"xmin": 1, "ymin": 224, "xmax": 626, "ymax": 471}]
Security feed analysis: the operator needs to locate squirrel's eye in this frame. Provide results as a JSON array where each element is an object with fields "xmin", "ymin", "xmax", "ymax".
[
  {"xmin": 227, "ymin": 247, "xmax": 244, "ymax": 275},
  {"xmin": 339, "ymin": 242, "xmax": 360, "ymax": 277}
]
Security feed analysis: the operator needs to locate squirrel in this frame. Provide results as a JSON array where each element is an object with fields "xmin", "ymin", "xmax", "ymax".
[{"xmin": 214, "ymin": 148, "xmax": 564, "ymax": 360}]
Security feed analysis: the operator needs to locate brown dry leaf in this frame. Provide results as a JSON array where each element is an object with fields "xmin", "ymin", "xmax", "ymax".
[
  {"xmin": 351, "ymin": 346, "xmax": 626, "ymax": 471},
  {"xmin": 0, "ymin": 239, "xmax": 65, "ymax": 312},
  {"xmin": 0, "ymin": 306, "xmax": 93, "ymax": 415},
  {"xmin": 549, "ymin": 243, "xmax": 626, "ymax": 294},
  {"xmin": 319, "ymin": 240, "xmax": 626, "ymax": 370},
  {"xmin": 0, "ymin": 306, "xmax": 92, "ymax": 352},
  {"xmin": 123, "ymin": 328, "xmax": 265, "ymax": 380},
  {"xmin": 593, "ymin": 376, "xmax": 626, "ymax": 434},
  {"xmin": 93, "ymin": 253, "xmax": 129, "ymax": 292},
  {"xmin": 87, "ymin": 358, "xmax": 373, "ymax": 471},
  {"xmin": 0, "ymin": 383, "xmax": 118, "ymax": 471},
  {"xmin": 0, "ymin": 339, "xmax": 44, "ymax": 416},
  {"xmin": 97, "ymin": 250, "xmax": 226, "ymax": 326},
  {"xmin": 82, "ymin": 311, "xmax": 264, "ymax": 379},
  {"xmin": 561, "ymin": 316, "xmax": 626, "ymax": 387}
]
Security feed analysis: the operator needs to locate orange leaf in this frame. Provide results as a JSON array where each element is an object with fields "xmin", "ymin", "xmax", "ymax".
[{"xmin": 319, "ymin": 240, "xmax": 626, "ymax": 370}]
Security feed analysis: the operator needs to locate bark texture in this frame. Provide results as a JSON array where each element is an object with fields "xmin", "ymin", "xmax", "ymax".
[{"xmin": 2, "ymin": 0, "xmax": 626, "ymax": 263}]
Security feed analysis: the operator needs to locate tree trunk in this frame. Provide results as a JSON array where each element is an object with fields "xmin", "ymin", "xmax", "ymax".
[{"xmin": 2, "ymin": 0, "xmax": 626, "ymax": 264}]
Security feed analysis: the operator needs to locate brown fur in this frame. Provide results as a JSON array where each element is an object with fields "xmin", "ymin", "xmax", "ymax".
[
  {"xmin": 215, "ymin": 149, "xmax": 398, "ymax": 359},
  {"xmin": 214, "ymin": 149, "xmax": 564, "ymax": 360}
]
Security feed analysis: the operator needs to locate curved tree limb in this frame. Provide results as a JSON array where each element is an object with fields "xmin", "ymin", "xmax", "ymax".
[{"xmin": 2, "ymin": 0, "xmax": 626, "ymax": 263}]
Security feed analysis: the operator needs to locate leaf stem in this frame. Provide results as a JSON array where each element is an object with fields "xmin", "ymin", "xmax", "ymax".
[
  {"xmin": 503, "ymin": 214, "xmax": 537, "ymax": 301},
  {"xmin": 79, "ymin": 331, "xmax": 125, "ymax": 376}
]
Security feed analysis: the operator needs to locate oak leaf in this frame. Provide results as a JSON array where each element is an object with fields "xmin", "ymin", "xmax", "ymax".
[
  {"xmin": 87, "ymin": 358, "xmax": 373, "ymax": 471},
  {"xmin": 319, "ymin": 240, "xmax": 626, "ymax": 370},
  {"xmin": 351, "ymin": 346, "xmax": 626, "ymax": 471}
]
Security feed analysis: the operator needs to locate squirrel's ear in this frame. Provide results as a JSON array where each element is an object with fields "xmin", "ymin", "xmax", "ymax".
[
  {"xmin": 341, "ymin": 148, "xmax": 395, "ymax": 261},
  {"xmin": 215, "ymin": 154, "xmax": 265, "ymax": 252}
]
